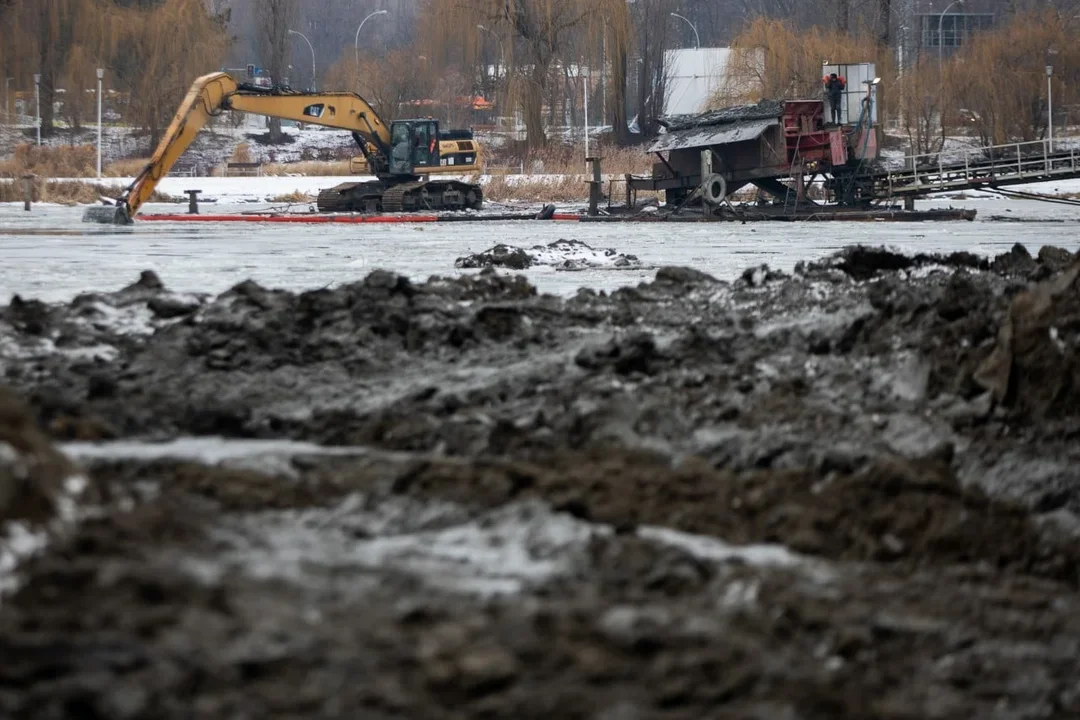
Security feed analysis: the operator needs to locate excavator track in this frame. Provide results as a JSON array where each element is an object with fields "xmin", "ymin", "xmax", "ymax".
[
  {"xmin": 380, "ymin": 182, "xmax": 427, "ymax": 213},
  {"xmin": 315, "ymin": 180, "xmax": 484, "ymax": 214},
  {"xmin": 316, "ymin": 182, "xmax": 387, "ymax": 213},
  {"xmin": 381, "ymin": 180, "xmax": 484, "ymax": 213}
]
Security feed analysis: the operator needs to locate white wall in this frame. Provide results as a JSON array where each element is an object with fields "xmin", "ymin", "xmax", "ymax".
[{"xmin": 663, "ymin": 48, "xmax": 732, "ymax": 116}]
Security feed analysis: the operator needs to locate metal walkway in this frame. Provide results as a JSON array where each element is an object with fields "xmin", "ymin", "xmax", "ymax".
[{"xmin": 873, "ymin": 138, "xmax": 1080, "ymax": 198}]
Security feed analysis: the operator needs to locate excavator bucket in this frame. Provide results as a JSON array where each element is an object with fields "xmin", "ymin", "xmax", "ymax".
[{"xmin": 82, "ymin": 203, "xmax": 132, "ymax": 225}]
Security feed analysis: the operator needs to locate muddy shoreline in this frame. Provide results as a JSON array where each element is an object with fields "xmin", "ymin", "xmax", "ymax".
[{"xmin": 2, "ymin": 242, "xmax": 1080, "ymax": 718}]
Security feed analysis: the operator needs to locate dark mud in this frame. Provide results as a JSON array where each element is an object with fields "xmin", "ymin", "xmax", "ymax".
[
  {"xmin": 456, "ymin": 239, "xmax": 643, "ymax": 271},
  {"xmin": 2, "ymin": 243, "xmax": 1080, "ymax": 718}
]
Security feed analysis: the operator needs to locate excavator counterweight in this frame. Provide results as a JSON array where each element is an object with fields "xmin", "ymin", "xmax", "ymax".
[{"xmin": 84, "ymin": 72, "xmax": 484, "ymax": 223}]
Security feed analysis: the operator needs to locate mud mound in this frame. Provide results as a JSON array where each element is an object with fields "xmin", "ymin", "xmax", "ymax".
[
  {"xmin": 0, "ymin": 387, "xmax": 75, "ymax": 525},
  {"xmin": 802, "ymin": 243, "xmax": 1073, "ymax": 282},
  {"xmin": 456, "ymin": 239, "xmax": 642, "ymax": 271},
  {"xmin": 976, "ymin": 258, "xmax": 1080, "ymax": 420},
  {"xmin": 2, "ymin": 444, "xmax": 1079, "ymax": 720},
  {"xmin": 386, "ymin": 449, "xmax": 1077, "ymax": 581},
  {"xmin": 4, "ymin": 232, "xmax": 1080, "ymax": 720}
]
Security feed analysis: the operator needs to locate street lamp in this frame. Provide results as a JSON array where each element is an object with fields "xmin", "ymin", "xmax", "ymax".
[
  {"xmin": 288, "ymin": 30, "xmax": 317, "ymax": 91},
  {"xmin": 938, "ymin": 0, "xmax": 964, "ymax": 67},
  {"xmin": 1047, "ymin": 51, "xmax": 1057, "ymax": 152},
  {"xmin": 33, "ymin": 73, "xmax": 40, "ymax": 146},
  {"xmin": 355, "ymin": 10, "xmax": 389, "ymax": 72},
  {"xmin": 669, "ymin": 13, "xmax": 700, "ymax": 50},
  {"xmin": 96, "ymin": 68, "xmax": 104, "ymax": 178},
  {"xmin": 583, "ymin": 68, "xmax": 590, "ymax": 160}
]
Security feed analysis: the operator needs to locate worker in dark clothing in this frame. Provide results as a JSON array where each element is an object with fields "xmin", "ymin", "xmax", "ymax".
[{"xmin": 824, "ymin": 73, "xmax": 845, "ymax": 125}]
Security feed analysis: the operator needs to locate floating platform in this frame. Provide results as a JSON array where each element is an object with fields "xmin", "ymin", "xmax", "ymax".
[
  {"xmin": 138, "ymin": 212, "xmax": 582, "ymax": 224},
  {"xmin": 135, "ymin": 206, "xmax": 976, "ymax": 224}
]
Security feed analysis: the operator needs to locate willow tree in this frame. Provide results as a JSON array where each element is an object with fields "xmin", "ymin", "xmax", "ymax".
[
  {"xmin": 712, "ymin": 18, "xmax": 895, "ymax": 113},
  {"xmin": 107, "ymin": 0, "xmax": 229, "ymax": 150},
  {"xmin": 428, "ymin": 0, "xmax": 631, "ymax": 150},
  {"xmin": 949, "ymin": 9, "xmax": 1079, "ymax": 145},
  {"xmin": 0, "ymin": 0, "xmax": 91, "ymax": 135},
  {"xmin": 324, "ymin": 46, "xmax": 436, "ymax": 123}
]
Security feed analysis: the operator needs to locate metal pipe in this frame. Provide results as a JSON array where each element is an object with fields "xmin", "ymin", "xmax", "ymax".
[
  {"xmin": 289, "ymin": 30, "xmax": 317, "ymax": 91},
  {"xmin": 97, "ymin": 68, "xmax": 104, "ymax": 178},
  {"xmin": 669, "ymin": 13, "xmax": 700, "ymax": 49},
  {"xmin": 34, "ymin": 74, "xmax": 40, "ymax": 145},
  {"xmin": 355, "ymin": 10, "xmax": 388, "ymax": 73}
]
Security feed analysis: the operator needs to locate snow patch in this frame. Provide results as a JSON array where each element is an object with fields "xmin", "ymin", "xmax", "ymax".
[
  {"xmin": 60, "ymin": 436, "xmax": 375, "ymax": 465},
  {"xmin": 206, "ymin": 498, "xmax": 606, "ymax": 597},
  {"xmin": 530, "ymin": 239, "xmax": 644, "ymax": 271},
  {"xmin": 0, "ymin": 474, "xmax": 91, "ymax": 600},
  {"xmin": 638, "ymin": 525, "xmax": 803, "ymax": 568}
]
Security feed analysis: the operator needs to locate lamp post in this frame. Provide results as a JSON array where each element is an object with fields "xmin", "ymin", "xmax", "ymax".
[
  {"xmin": 289, "ymin": 30, "xmax": 317, "ymax": 91},
  {"xmin": 938, "ymin": 0, "xmax": 964, "ymax": 68},
  {"xmin": 96, "ymin": 68, "xmax": 104, "ymax": 177},
  {"xmin": 1046, "ymin": 63, "xmax": 1054, "ymax": 152},
  {"xmin": 355, "ymin": 10, "xmax": 389, "ymax": 72},
  {"xmin": 33, "ymin": 73, "xmax": 40, "ymax": 145},
  {"xmin": 669, "ymin": 13, "xmax": 700, "ymax": 50},
  {"xmin": 583, "ymin": 68, "xmax": 590, "ymax": 160}
]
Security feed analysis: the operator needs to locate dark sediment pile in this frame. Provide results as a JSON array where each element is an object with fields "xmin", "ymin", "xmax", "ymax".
[
  {"xmin": 456, "ymin": 239, "xmax": 643, "ymax": 271},
  {"xmin": 1, "ymin": 243, "xmax": 1080, "ymax": 718}
]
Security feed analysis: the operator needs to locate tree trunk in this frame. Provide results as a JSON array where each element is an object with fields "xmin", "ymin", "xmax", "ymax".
[
  {"xmin": 37, "ymin": 4, "xmax": 57, "ymax": 137},
  {"xmin": 611, "ymin": 36, "xmax": 630, "ymax": 145},
  {"xmin": 259, "ymin": 0, "xmax": 296, "ymax": 144},
  {"xmin": 879, "ymin": 0, "xmax": 891, "ymax": 46},
  {"xmin": 524, "ymin": 66, "xmax": 548, "ymax": 150}
]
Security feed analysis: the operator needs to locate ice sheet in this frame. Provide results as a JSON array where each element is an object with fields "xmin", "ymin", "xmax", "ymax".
[{"xmin": 1, "ymin": 197, "xmax": 1078, "ymax": 303}]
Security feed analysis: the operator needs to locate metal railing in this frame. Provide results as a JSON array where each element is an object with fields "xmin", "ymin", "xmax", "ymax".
[{"xmin": 881, "ymin": 138, "xmax": 1080, "ymax": 196}]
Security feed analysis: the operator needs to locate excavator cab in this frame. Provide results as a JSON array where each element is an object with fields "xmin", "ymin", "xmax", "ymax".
[{"xmin": 388, "ymin": 119, "xmax": 440, "ymax": 176}]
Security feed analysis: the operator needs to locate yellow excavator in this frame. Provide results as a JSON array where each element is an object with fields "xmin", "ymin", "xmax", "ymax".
[{"xmin": 86, "ymin": 72, "xmax": 484, "ymax": 224}]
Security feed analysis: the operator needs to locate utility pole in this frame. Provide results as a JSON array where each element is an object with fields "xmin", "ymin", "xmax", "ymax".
[
  {"xmin": 97, "ymin": 68, "xmax": 104, "ymax": 178},
  {"xmin": 34, "ymin": 74, "xmax": 41, "ymax": 145}
]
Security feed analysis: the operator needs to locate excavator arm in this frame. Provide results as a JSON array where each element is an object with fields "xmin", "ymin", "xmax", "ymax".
[{"xmin": 109, "ymin": 72, "xmax": 394, "ymax": 222}]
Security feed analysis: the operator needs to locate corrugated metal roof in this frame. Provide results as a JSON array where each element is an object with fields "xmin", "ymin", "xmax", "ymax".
[{"xmin": 647, "ymin": 117, "xmax": 779, "ymax": 153}]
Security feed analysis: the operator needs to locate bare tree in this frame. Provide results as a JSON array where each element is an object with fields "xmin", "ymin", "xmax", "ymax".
[{"xmin": 258, "ymin": 0, "xmax": 299, "ymax": 143}]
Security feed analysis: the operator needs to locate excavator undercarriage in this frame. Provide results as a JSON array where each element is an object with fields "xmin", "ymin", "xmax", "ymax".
[{"xmin": 316, "ymin": 179, "xmax": 483, "ymax": 213}]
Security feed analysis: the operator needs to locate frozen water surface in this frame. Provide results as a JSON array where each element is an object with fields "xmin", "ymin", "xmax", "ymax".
[{"xmin": 1, "ymin": 196, "xmax": 1078, "ymax": 302}]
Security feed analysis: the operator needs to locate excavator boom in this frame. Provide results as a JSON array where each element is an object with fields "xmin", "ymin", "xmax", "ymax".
[{"xmin": 93, "ymin": 72, "xmax": 480, "ymax": 222}]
